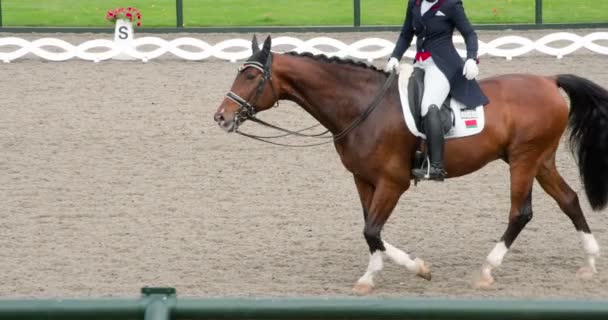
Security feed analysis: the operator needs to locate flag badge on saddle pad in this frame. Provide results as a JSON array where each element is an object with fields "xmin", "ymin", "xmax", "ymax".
[{"xmin": 465, "ymin": 119, "xmax": 478, "ymax": 129}]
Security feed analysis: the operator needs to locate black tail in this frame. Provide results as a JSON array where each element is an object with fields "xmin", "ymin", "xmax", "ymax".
[{"xmin": 557, "ymin": 74, "xmax": 608, "ymax": 210}]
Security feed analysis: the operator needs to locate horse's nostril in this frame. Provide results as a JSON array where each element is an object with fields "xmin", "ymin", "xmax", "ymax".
[{"xmin": 214, "ymin": 112, "xmax": 224, "ymax": 123}]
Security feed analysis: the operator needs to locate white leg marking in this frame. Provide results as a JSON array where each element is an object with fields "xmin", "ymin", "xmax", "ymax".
[
  {"xmin": 356, "ymin": 251, "xmax": 384, "ymax": 287},
  {"xmin": 382, "ymin": 241, "xmax": 419, "ymax": 272},
  {"xmin": 487, "ymin": 241, "xmax": 509, "ymax": 268},
  {"xmin": 578, "ymin": 232, "xmax": 600, "ymax": 272},
  {"xmin": 481, "ymin": 241, "xmax": 508, "ymax": 280}
]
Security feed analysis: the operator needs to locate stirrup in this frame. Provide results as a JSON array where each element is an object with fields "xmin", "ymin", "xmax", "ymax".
[
  {"xmin": 412, "ymin": 157, "xmax": 446, "ymax": 181},
  {"xmin": 428, "ymin": 165, "xmax": 447, "ymax": 181}
]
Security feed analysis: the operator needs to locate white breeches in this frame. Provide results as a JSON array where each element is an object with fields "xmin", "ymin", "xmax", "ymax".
[{"xmin": 415, "ymin": 57, "xmax": 451, "ymax": 117}]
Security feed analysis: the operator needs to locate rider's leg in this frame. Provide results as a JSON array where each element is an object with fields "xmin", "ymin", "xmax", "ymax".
[
  {"xmin": 420, "ymin": 60, "xmax": 451, "ymax": 117},
  {"xmin": 412, "ymin": 59, "xmax": 451, "ymax": 181}
]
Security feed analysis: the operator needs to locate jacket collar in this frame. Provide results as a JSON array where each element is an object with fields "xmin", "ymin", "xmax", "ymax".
[{"xmin": 415, "ymin": 0, "xmax": 445, "ymax": 10}]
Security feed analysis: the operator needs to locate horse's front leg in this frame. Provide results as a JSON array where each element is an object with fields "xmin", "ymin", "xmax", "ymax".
[{"xmin": 352, "ymin": 176, "xmax": 431, "ymax": 295}]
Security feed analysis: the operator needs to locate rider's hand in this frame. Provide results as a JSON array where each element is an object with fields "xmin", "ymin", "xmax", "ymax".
[
  {"xmin": 463, "ymin": 59, "xmax": 479, "ymax": 80},
  {"xmin": 384, "ymin": 57, "xmax": 400, "ymax": 74}
]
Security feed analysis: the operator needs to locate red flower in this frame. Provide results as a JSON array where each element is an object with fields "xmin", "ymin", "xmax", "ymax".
[{"xmin": 106, "ymin": 7, "xmax": 142, "ymax": 27}]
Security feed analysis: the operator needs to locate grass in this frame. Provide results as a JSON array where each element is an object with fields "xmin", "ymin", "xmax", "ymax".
[
  {"xmin": 2, "ymin": 0, "xmax": 176, "ymax": 27},
  {"xmin": 362, "ymin": 0, "xmax": 536, "ymax": 25},
  {"xmin": 2, "ymin": 0, "xmax": 607, "ymax": 27}
]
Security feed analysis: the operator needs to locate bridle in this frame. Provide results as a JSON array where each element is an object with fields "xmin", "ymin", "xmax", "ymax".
[
  {"xmin": 224, "ymin": 52, "xmax": 332, "ymax": 144},
  {"xmin": 225, "ymin": 53, "xmax": 279, "ymax": 129},
  {"xmin": 223, "ymin": 52, "xmax": 397, "ymax": 147}
]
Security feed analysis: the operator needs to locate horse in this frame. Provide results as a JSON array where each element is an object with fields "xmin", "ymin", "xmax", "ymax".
[{"xmin": 213, "ymin": 35, "xmax": 608, "ymax": 294}]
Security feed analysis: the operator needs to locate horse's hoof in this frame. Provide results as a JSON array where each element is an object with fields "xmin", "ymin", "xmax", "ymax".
[
  {"xmin": 576, "ymin": 266, "xmax": 596, "ymax": 280},
  {"xmin": 415, "ymin": 258, "xmax": 432, "ymax": 281},
  {"xmin": 352, "ymin": 282, "xmax": 374, "ymax": 296},
  {"xmin": 473, "ymin": 273, "xmax": 494, "ymax": 289}
]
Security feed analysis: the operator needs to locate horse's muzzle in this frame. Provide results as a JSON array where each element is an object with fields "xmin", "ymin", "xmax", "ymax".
[{"xmin": 214, "ymin": 111, "xmax": 236, "ymax": 132}]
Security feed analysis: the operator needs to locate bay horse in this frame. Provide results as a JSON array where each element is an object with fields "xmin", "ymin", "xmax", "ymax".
[{"xmin": 214, "ymin": 36, "xmax": 608, "ymax": 294}]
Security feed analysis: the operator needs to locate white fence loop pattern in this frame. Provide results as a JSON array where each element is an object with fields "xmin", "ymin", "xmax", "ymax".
[{"xmin": 0, "ymin": 32, "xmax": 607, "ymax": 63}]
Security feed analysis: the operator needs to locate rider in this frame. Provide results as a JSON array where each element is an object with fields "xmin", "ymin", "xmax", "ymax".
[{"xmin": 385, "ymin": 0, "xmax": 489, "ymax": 181}]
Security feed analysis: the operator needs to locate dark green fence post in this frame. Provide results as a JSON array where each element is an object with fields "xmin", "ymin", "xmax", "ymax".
[
  {"xmin": 176, "ymin": 0, "xmax": 184, "ymax": 28},
  {"xmin": 535, "ymin": 0, "xmax": 543, "ymax": 24},
  {"xmin": 353, "ymin": 0, "xmax": 361, "ymax": 27},
  {"xmin": 142, "ymin": 287, "xmax": 175, "ymax": 320}
]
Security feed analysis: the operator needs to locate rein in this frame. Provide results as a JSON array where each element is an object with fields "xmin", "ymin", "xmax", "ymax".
[
  {"xmin": 247, "ymin": 117, "xmax": 330, "ymax": 139},
  {"xmin": 226, "ymin": 54, "xmax": 396, "ymax": 147}
]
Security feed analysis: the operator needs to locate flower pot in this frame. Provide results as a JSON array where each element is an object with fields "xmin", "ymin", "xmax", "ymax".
[{"xmin": 113, "ymin": 19, "xmax": 136, "ymax": 60}]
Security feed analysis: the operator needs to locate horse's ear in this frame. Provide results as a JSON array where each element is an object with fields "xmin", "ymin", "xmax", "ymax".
[
  {"xmin": 251, "ymin": 35, "xmax": 260, "ymax": 54},
  {"xmin": 262, "ymin": 35, "xmax": 272, "ymax": 53}
]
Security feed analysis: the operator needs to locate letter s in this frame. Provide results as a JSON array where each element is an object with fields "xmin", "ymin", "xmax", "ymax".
[{"xmin": 119, "ymin": 26, "xmax": 128, "ymax": 39}]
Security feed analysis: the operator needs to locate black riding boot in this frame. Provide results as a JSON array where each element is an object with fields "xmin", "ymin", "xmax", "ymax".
[{"xmin": 412, "ymin": 105, "xmax": 447, "ymax": 181}]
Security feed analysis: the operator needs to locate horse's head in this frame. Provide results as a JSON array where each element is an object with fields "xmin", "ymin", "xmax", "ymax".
[{"xmin": 214, "ymin": 35, "xmax": 278, "ymax": 132}]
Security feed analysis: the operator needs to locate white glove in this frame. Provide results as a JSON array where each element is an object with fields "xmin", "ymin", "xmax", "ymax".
[
  {"xmin": 462, "ymin": 59, "xmax": 479, "ymax": 80},
  {"xmin": 384, "ymin": 57, "xmax": 400, "ymax": 74}
]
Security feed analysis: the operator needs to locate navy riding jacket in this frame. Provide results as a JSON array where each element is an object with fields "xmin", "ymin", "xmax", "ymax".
[{"xmin": 391, "ymin": 0, "xmax": 489, "ymax": 108}]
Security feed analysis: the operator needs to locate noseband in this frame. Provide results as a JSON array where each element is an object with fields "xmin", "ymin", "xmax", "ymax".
[{"xmin": 225, "ymin": 53, "xmax": 278, "ymax": 128}]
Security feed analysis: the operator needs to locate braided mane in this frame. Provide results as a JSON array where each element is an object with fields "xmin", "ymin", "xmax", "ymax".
[{"xmin": 283, "ymin": 51, "xmax": 388, "ymax": 75}]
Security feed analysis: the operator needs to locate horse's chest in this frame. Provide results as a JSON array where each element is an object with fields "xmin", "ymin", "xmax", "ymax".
[
  {"xmin": 335, "ymin": 143, "xmax": 359, "ymax": 173},
  {"xmin": 335, "ymin": 143, "xmax": 377, "ymax": 176}
]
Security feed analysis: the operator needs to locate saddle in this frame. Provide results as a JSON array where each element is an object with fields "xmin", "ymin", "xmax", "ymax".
[
  {"xmin": 397, "ymin": 65, "xmax": 486, "ymax": 177},
  {"xmin": 407, "ymin": 67, "xmax": 454, "ymax": 135}
]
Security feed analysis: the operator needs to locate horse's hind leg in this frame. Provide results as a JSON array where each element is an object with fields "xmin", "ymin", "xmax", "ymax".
[
  {"xmin": 352, "ymin": 176, "xmax": 430, "ymax": 295},
  {"xmin": 536, "ymin": 154, "xmax": 600, "ymax": 279},
  {"xmin": 475, "ymin": 154, "xmax": 537, "ymax": 289}
]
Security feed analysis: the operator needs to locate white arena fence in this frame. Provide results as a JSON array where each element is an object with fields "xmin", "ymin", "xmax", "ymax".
[{"xmin": 0, "ymin": 32, "xmax": 607, "ymax": 63}]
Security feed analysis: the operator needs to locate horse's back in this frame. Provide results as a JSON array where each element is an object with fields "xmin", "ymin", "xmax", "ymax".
[
  {"xmin": 480, "ymin": 73, "xmax": 563, "ymax": 99},
  {"xmin": 479, "ymin": 73, "xmax": 569, "ymax": 132},
  {"xmin": 485, "ymin": 73, "xmax": 570, "ymax": 157},
  {"xmin": 444, "ymin": 73, "xmax": 569, "ymax": 176}
]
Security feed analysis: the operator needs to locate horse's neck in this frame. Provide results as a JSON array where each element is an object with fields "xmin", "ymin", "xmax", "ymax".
[{"xmin": 276, "ymin": 55, "xmax": 385, "ymax": 134}]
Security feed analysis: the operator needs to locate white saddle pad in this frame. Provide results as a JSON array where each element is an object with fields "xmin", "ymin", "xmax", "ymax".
[{"xmin": 398, "ymin": 64, "xmax": 485, "ymax": 139}]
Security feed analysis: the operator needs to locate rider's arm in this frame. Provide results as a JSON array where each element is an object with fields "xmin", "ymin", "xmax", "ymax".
[
  {"xmin": 449, "ymin": 0, "xmax": 478, "ymax": 60},
  {"xmin": 390, "ymin": 0, "xmax": 415, "ymax": 60}
]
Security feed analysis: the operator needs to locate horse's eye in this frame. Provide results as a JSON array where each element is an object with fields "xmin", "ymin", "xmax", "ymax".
[{"xmin": 246, "ymin": 74, "xmax": 256, "ymax": 80}]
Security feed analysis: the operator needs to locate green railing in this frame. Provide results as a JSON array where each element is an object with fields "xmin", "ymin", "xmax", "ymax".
[
  {"xmin": 0, "ymin": 0, "xmax": 607, "ymax": 31},
  {"xmin": 1, "ymin": 288, "xmax": 608, "ymax": 320},
  {"xmin": 535, "ymin": 0, "xmax": 543, "ymax": 24}
]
